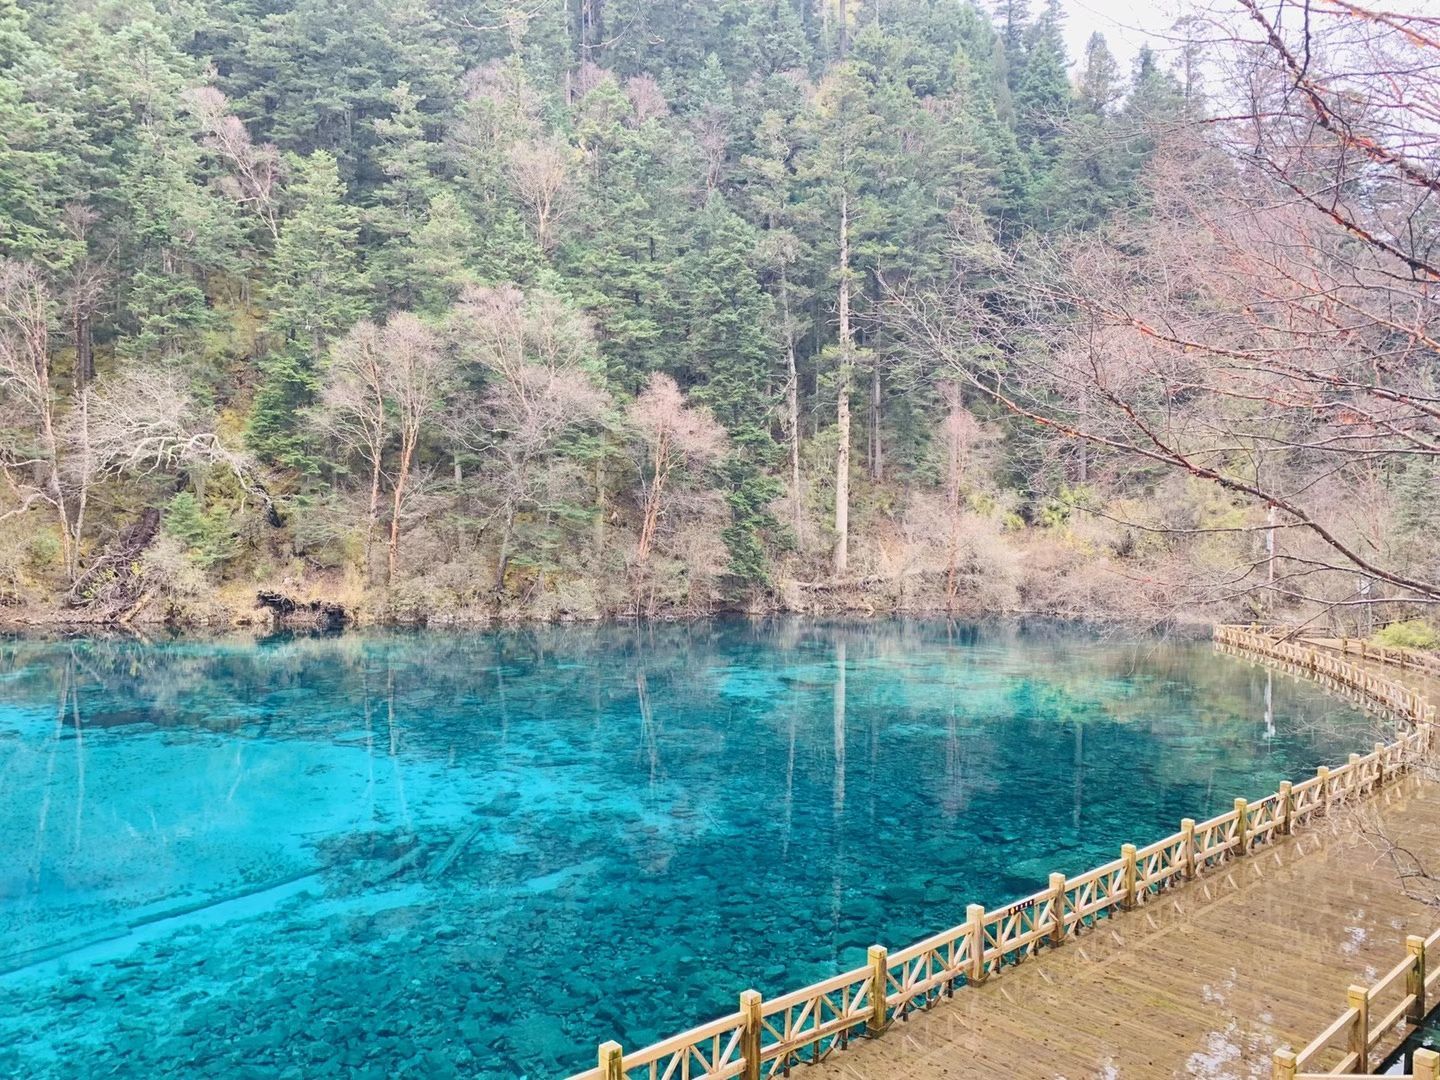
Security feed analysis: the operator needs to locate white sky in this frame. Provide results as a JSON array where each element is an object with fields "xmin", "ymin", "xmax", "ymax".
[{"xmin": 1060, "ymin": 0, "xmax": 1188, "ymax": 70}]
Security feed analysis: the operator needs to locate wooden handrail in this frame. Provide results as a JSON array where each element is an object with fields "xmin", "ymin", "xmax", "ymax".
[
  {"xmin": 1284, "ymin": 1046, "xmax": 1440, "ymax": 1080},
  {"xmin": 1276, "ymin": 933, "xmax": 1436, "ymax": 1077},
  {"xmin": 572, "ymin": 627, "xmax": 1432, "ymax": 1080}
]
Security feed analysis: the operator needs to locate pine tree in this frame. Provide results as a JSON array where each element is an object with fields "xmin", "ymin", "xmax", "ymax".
[
  {"xmin": 249, "ymin": 151, "xmax": 367, "ymax": 469},
  {"xmin": 111, "ymin": 16, "xmax": 243, "ymax": 368},
  {"xmin": 1076, "ymin": 32, "xmax": 1121, "ymax": 115},
  {"xmin": 562, "ymin": 76, "xmax": 681, "ymax": 388},
  {"xmin": 802, "ymin": 63, "xmax": 883, "ymax": 576},
  {"xmin": 1012, "ymin": 0, "xmax": 1070, "ymax": 183},
  {"xmin": 220, "ymin": 0, "xmax": 460, "ymax": 190},
  {"xmin": 367, "ymin": 82, "xmax": 442, "ymax": 307},
  {"xmin": 0, "ymin": 1, "xmax": 68, "ymax": 266}
]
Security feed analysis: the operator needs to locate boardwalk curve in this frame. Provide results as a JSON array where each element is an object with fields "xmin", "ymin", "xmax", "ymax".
[{"xmin": 569, "ymin": 627, "xmax": 1434, "ymax": 1080}]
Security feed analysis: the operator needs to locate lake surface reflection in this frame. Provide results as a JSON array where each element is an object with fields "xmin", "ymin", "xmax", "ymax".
[{"xmin": 0, "ymin": 620, "xmax": 1383, "ymax": 1077}]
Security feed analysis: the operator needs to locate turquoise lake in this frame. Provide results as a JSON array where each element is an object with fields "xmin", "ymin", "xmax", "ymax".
[{"xmin": 0, "ymin": 620, "xmax": 1386, "ymax": 1077}]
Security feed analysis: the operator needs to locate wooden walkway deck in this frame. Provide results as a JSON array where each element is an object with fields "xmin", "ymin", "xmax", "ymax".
[{"xmin": 803, "ymin": 773, "xmax": 1440, "ymax": 1080}]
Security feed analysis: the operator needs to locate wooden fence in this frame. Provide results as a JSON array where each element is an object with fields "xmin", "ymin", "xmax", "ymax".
[
  {"xmin": 1333, "ymin": 637, "xmax": 1440, "ymax": 679},
  {"xmin": 1274, "ymin": 930, "xmax": 1440, "ymax": 1078},
  {"xmin": 568, "ymin": 626, "xmax": 1432, "ymax": 1080}
]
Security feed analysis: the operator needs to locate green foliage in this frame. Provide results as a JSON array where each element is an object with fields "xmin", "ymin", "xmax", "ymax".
[
  {"xmin": 0, "ymin": 0, "xmax": 1187, "ymax": 615},
  {"xmin": 249, "ymin": 150, "xmax": 366, "ymax": 470},
  {"xmin": 718, "ymin": 455, "xmax": 781, "ymax": 588},
  {"xmin": 163, "ymin": 492, "xmax": 239, "ymax": 570},
  {"xmin": 1373, "ymin": 620, "xmax": 1440, "ymax": 652}
]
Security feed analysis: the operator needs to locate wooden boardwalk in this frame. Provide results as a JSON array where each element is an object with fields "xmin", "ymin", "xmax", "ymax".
[{"xmin": 803, "ymin": 773, "xmax": 1440, "ymax": 1080}]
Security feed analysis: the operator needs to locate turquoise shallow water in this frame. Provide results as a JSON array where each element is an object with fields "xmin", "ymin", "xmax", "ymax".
[{"xmin": 0, "ymin": 619, "xmax": 1386, "ymax": 1077}]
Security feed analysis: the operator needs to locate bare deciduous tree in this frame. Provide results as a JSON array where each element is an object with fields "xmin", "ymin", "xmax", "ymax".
[
  {"xmin": 88, "ymin": 370, "xmax": 240, "ymax": 477},
  {"xmin": 506, "ymin": 138, "xmax": 575, "ymax": 252},
  {"xmin": 623, "ymin": 75, "xmax": 668, "ymax": 125},
  {"xmin": 938, "ymin": 381, "xmax": 982, "ymax": 600},
  {"xmin": 0, "ymin": 261, "xmax": 81, "ymax": 578},
  {"xmin": 627, "ymin": 373, "xmax": 726, "ymax": 565},
  {"xmin": 313, "ymin": 321, "xmax": 390, "ymax": 562},
  {"xmin": 897, "ymin": 2, "xmax": 1440, "ymax": 619},
  {"xmin": 375, "ymin": 314, "xmax": 450, "ymax": 583},
  {"xmin": 184, "ymin": 86, "xmax": 283, "ymax": 239},
  {"xmin": 449, "ymin": 285, "xmax": 609, "ymax": 594}
]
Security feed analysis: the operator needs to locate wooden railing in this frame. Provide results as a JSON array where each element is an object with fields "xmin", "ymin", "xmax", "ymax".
[
  {"xmin": 568, "ymin": 626, "xmax": 1432, "ymax": 1080},
  {"xmin": 1214, "ymin": 625, "xmax": 1434, "ymax": 726},
  {"xmin": 1334, "ymin": 637, "xmax": 1440, "ymax": 679},
  {"xmin": 1274, "ymin": 931, "xmax": 1440, "ymax": 1078}
]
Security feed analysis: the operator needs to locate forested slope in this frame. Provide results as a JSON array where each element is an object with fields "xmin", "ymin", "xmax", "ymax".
[{"xmin": 0, "ymin": 0, "xmax": 1434, "ymax": 627}]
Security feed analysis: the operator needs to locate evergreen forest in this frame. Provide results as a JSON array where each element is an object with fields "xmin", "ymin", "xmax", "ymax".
[{"xmin": 1, "ymin": 0, "xmax": 1436, "ymax": 628}]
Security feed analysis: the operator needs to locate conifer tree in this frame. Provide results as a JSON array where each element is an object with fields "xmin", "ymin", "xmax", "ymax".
[
  {"xmin": 249, "ymin": 151, "xmax": 367, "ymax": 469},
  {"xmin": 0, "ymin": 1, "xmax": 67, "ymax": 266}
]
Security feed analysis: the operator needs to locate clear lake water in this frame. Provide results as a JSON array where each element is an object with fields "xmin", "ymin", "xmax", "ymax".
[{"xmin": 0, "ymin": 619, "xmax": 1389, "ymax": 1077}]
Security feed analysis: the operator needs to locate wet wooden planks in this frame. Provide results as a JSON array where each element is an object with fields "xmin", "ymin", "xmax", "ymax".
[{"xmin": 805, "ymin": 775, "xmax": 1440, "ymax": 1079}]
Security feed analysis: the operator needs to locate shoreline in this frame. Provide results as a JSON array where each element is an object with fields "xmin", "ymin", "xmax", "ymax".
[{"xmin": 0, "ymin": 604, "xmax": 1215, "ymax": 638}]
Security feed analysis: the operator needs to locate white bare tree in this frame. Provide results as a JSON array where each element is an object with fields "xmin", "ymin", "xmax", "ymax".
[
  {"xmin": 449, "ymin": 285, "xmax": 610, "ymax": 593},
  {"xmin": 313, "ymin": 321, "xmax": 390, "ymax": 562},
  {"xmin": 626, "ymin": 373, "xmax": 726, "ymax": 566},
  {"xmin": 184, "ymin": 86, "xmax": 283, "ymax": 240},
  {"xmin": 0, "ymin": 261, "xmax": 82, "ymax": 579},
  {"xmin": 506, "ymin": 137, "xmax": 575, "ymax": 253},
  {"xmin": 375, "ymin": 314, "xmax": 451, "ymax": 584}
]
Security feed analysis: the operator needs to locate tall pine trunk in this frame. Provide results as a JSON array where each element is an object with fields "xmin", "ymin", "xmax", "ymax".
[
  {"xmin": 833, "ymin": 192, "xmax": 851, "ymax": 578},
  {"xmin": 782, "ymin": 265, "xmax": 802, "ymax": 540},
  {"xmin": 868, "ymin": 355, "xmax": 882, "ymax": 482}
]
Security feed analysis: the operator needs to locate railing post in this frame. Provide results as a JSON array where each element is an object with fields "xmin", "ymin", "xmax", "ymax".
[
  {"xmin": 1318, "ymin": 765, "xmax": 1331, "ymax": 812},
  {"xmin": 1278, "ymin": 782, "xmax": 1293, "ymax": 835},
  {"xmin": 1049, "ymin": 873, "xmax": 1067, "ymax": 946},
  {"xmin": 1181, "ymin": 818, "xmax": 1196, "ymax": 879},
  {"xmin": 600, "ymin": 1040, "xmax": 624, "ymax": 1080},
  {"xmin": 866, "ymin": 947, "xmax": 887, "ymax": 1035},
  {"xmin": 1416, "ymin": 1048, "xmax": 1440, "ymax": 1080},
  {"xmin": 1234, "ymin": 798, "xmax": 1249, "ymax": 854},
  {"xmin": 740, "ymin": 990, "xmax": 762, "ymax": 1078},
  {"xmin": 1347, "ymin": 984, "xmax": 1369, "ymax": 1074},
  {"xmin": 1272, "ymin": 1048, "xmax": 1297, "ymax": 1080},
  {"xmin": 1348, "ymin": 753, "xmax": 1362, "ymax": 799},
  {"xmin": 1409, "ymin": 935, "xmax": 1427, "ymax": 1024},
  {"xmin": 1375, "ymin": 743, "xmax": 1386, "ymax": 790},
  {"xmin": 1121, "ymin": 843, "xmax": 1138, "ymax": 909},
  {"xmin": 967, "ymin": 904, "xmax": 986, "ymax": 984}
]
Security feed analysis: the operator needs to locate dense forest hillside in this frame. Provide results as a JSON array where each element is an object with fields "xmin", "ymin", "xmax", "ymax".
[{"xmin": 0, "ymin": 0, "xmax": 1435, "ymax": 628}]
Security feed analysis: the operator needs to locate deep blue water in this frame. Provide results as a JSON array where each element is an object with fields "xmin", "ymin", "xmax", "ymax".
[{"xmin": 0, "ymin": 619, "xmax": 1386, "ymax": 1078}]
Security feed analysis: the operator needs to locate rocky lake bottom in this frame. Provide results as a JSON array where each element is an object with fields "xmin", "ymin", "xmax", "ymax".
[{"xmin": 0, "ymin": 620, "xmax": 1385, "ymax": 1077}]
